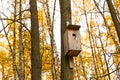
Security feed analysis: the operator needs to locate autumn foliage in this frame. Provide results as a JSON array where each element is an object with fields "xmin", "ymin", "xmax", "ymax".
[{"xmin": 0, "ymin": 0, "xmax": 120, "ymax": 80}]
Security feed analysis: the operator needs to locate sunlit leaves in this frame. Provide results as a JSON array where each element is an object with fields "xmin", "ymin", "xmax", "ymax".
[
  {"xmin": 0, "ymin": 50, "xmax": 7, "ymax": 62},
  {"xmin": 0, "ymin": 34, "xmax": 4, "ymax": 38},
  {"xmin": 114, "ymin": 0, "xmax": 120, "ymax": 13},
  {"xmin": 38, "ymin": 9, "xmax": 45, "ymax": 25},
  {"xmin": 38, "ymin": 0, "xmax": 46, "ymax": 3}
]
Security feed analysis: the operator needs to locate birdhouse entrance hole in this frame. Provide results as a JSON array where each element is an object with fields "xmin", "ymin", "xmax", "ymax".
[
  {"xmin": 72, "ymin": 33, "xmax": 76, "ymax": 39},
  {"xmin": 72, "ymin": 33, "xmax": 76, "ymax": 37}
]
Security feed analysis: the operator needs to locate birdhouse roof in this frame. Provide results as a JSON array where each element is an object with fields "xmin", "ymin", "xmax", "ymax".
[{"xmin": 67, "ymin": 24, "xmax": 80, "ymax": 30}]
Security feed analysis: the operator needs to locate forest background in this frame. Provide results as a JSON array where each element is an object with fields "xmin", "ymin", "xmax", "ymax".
[{"xmin": 0, "ymin": 0, "xmax": 120, "ymax": 80}]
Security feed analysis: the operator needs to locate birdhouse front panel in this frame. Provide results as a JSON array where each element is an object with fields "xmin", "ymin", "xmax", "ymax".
[
  {"xmin": 68, "ymin": 29, "xmax": 81, "ymax": 50},
  {"xmin": 67, "ymin": 29, "xmax": 81, "ymax": 56},
  {"xmin": 63, "ymin": 28, "xmax": 82, "ymax": 57}
]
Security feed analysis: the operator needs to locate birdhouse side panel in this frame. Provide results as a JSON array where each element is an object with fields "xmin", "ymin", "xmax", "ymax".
[{"xmin": 63, "ymin": 30, "xmax": 69, "ymax": 55}]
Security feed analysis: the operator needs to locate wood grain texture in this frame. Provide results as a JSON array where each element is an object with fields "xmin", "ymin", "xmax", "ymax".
[{"xmin": 63, "ymin": 29, "xmax": 82, "ymax": 57}]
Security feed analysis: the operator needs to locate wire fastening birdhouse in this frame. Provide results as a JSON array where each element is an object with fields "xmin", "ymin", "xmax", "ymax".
[{"xmin": 63, "ymin": 24, "xmax": 82, "ymax": 57}]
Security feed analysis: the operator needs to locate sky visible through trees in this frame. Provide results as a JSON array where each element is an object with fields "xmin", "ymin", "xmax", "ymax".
[{"xmin": 0, "ymin": 0, "xmax": 120, "ymax": 80}]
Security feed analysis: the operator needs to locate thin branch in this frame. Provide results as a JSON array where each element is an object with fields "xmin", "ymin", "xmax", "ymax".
[
  {"xmin": 92, "ymin": 68, "xmax": 120, "ymax": 79},
  {"xmin": 0, "ymin": 18, "xmax": 31, "ymax": 34},
  {"xmin": 15, "ymin": 9, "xmax": 30, "ymax": 17}
]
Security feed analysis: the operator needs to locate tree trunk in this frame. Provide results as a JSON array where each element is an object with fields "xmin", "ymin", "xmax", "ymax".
[
  {"xmin": 45, "ymin": 0, "xmax": 57, "ymax": 79},
  {"xmin": 1, "ymin": 64, "xmax": 5, "ymax": 80},
  {"xmin": 59, "ymin": 0, "xmax": 74, "ymax": 80},
  {"xmin": 30, "ymin": 0, "xmax": 42, "ymax": 80},
  {"xmin": 19, "ymin": 0, "xmax": 24, "ymax": 79},
  {"xmin": 13, "ymin": 0, "xmax": 17, "ymax": 79},
  {"xmin": 106, "ymin": 0, "xmax": 120, "ymax": 42}
]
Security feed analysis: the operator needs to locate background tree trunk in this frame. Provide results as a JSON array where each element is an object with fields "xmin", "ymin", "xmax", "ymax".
[
  {"xmin": 19, "ymin": 0, "xmax": 24, "ymax": 79},
  {"xmin": 59, "ymin": 0, "xmax": 74, "ymax": 80},
  {"xmin": 13, "ymin": 0, "xmax": 17, "ymax": 79},
  {"xmin": 30, "ymin": 0, "xmax": 42, "ymax": 80},
  {"xmin": 106, "ymin": 0, "xmax": 120, "ymax": 42}
]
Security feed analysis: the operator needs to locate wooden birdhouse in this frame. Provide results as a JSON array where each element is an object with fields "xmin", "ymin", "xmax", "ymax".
[{"xmin": 63, "ymin": 24, "xmax": 82, "ymax": 57}]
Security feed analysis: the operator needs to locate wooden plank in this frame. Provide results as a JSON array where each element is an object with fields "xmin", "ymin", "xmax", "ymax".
[
  {"xmin": 69, "ymin": 57, "xmax": 73, "ymax": 68},
  {"xmin": 68, "ymin": 24, "xmax": 80, "ymax": 30},
  {"xmin": 63, "ymin": 27, "xmax": 82, "ymax": 57},
  {"xmin": 63, "ymin": 29, "xmax": 69, "ymax": 55},
  {"xmin": 67, "ymin": 50, "xmax": 81, "ymax": 56},
  {"xmin": 68, "ymin": 30, "xmax": 81, "ymax": 50}
]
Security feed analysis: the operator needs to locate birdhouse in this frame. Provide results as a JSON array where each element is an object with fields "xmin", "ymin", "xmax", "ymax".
[{"xmin": 63, "ymin": 24, "xmax": 82, "ymax": 57}]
